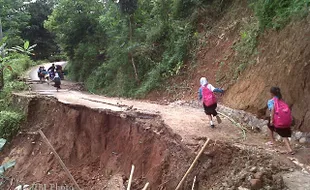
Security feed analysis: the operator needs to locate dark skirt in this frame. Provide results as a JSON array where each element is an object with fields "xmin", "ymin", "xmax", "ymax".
[
  {"xmin": 203, "ymin": 103, "xmax": 218, "ymax": 116},
  {"xmin": 267, "ymin": 118, "xmax": 291, "ymax": 137},
  {"xmin": 54, "ymin": 81, "xmax": 61, "ymax": 88}
]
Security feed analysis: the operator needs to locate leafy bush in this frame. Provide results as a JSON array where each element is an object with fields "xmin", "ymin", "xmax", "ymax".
[
  {"xmin": 233, "ymin": 18, "xmax": 259, "ymax": 78},
  {"xmin": 254, "ymin": 0, "xmax": 310, "ymax": 30},
  {"xmin": 0, "ymin": 111, "xmax": 24, "ymax": 140}
]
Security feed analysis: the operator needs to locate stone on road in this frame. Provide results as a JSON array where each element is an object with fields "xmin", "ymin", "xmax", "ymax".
[{"xmin": 282, "ymin": 171, "xmax": 310, "ymax": 190}]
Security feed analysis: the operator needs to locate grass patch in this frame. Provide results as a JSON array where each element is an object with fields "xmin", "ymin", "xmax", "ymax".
[
  {"xmin": 232, "ymin": 17, "xmax": 259, "ymax": 79},
  {"xmin": 0, "ymin": 53, "xmax": 36, "ymax": 140},
  {"xmin": 253, "ymin": 0, "xmax": 310, "ymax": 30},
  {"xmin": 0, "ymin": 111, "xmax": 24, "ymax": 141}
]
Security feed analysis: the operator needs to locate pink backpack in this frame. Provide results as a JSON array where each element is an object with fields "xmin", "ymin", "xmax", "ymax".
[
  {"xmin": 273, "ymin": 98, "xmax": 292, "ymax": 128},
  {"xmin": 202, "ymin": 85, "xmax": 217, "ymax": 106}
]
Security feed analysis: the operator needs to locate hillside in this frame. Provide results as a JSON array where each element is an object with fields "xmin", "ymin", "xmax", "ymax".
[{"xmin": 147, "ymin": 0, "xmax": 310, "ymax": 132}]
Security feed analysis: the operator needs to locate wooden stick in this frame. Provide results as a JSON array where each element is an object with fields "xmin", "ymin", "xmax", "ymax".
[
  {"xmin": 142, "ymin": 182, "xmax": 149, "ymax": 190},
  {"xmin": 127, "ymin": 165, "xmax": 135, "ymax": 190},
  {"xmin": 38, "ymin": 130, "xmax": 81, "ymax": 190},
  {"xmin": 175, "ymin": 138, "xmax": 210, "ymax": 190},
  {"xmin": 191, "ymin": 176, "xmax": 196, "ymax": 190},
  {"xmin": 218, "ymin": 112, "xmax": 247, "ymax": 139}
]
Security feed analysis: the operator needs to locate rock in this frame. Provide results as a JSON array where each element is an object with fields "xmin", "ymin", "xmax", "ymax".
[
  {"xmin": 238, "ymin": 187, "xmax": 250, "ymax": 190},
  {"xmin": 254, "ymin": 172, "xmax": 264, "ymax": 180},
  {"xmin": 294, "ymin": 131, "xmax": 303, "ymax": 140},
  {"xmin": 282, "ymin": 171, "xmax": 310, "ymax": 190},
  {"xmin": 15, "ymin": 185, "xmax": 30, "ymax": 190},
  {"xmin": 261, "ymin": 125, "xmax": 269, "ymax": 134},
  {"xmin": 250, "ymin": 179, "xmax": 262, "ymax": 190},
  {"xmin": 299, "ymin": 137, "xmax": 307, "ymax": 144},
  {"xmin": 249, "ymin": 166, "xmax": 257, "ymax": 172}
]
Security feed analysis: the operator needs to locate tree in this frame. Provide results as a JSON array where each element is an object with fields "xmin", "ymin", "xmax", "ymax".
[
  {"xmin": 9, "ymin": 40, "xmax": 37, "ymax": 55},
  {"xmin": 22, "ymin": 0, "xmax": 59, "ymax": 60},
  {"xmin": 0, "ymin": 18, "xmax": 4, "ymax": 90},
  {"xmin": 45, "ymin": 0, "xmax": 106, "ymax": 81},
  {"xmin": 118, "ymin": 0, "xmax": 139, "ymax": 82},
  {"xmin": 0, "ymin": 0, "xmax": 30, "ymax": 47}
]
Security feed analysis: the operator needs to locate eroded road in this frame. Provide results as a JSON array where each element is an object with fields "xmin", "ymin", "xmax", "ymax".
[
  {"xmin": 27, "ymin": 62, "xmax": 263, "ymax": 145},
  {"xmin": 10, "ymin": 62, "xmax": 309, "ymax": 189}
]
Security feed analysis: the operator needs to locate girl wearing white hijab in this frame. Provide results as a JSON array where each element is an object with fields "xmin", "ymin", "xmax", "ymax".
[
  {"xmin": 53, "ymin": 72, "xmax": 61, "ymax": 91},
  {"xmin": 198, "ymin": 77, "xmax": 224, "ymax": 128}
]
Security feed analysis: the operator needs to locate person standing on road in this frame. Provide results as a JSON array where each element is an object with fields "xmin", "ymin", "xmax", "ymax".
[
  {"xmin": 53, "ymin": 72, "xmax": 61, "ymax": 91},
  {"xmin": 48, "ymin": 64, "xmax": 56, "ymax": 73},
  {"xmin": 198, "ymin": 77, "xmax": 224, "ymax": 128},
  {"xmin": 266, "ymin": 87, "xmax": 294, "ymax": 155}
]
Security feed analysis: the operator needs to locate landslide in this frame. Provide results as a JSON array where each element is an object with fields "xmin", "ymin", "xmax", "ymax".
[{"xmin": 0, "ymin": 96, "xmax": 290, "ymax": 189}]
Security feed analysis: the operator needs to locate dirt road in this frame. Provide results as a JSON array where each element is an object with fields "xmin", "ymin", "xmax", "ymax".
[
  {"xmin": 28, "ymin": 63, "xmax": 267, "ymax": 145},
  {"xmin": 3, "ymin": 62, "xmax": 308, "ymax": 189}
]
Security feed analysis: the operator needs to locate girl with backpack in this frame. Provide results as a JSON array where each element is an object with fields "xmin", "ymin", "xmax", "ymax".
[
  {"xmin": 267, "ymin": 87, "xmax": 294, "ymax": 155},
  {"xmin": 198, "ymin": 77, "xmax": 224, "ymax": 128},
  {"xmin": 52, "ymin": 73, "xmax": 61, "ymax": 92}
]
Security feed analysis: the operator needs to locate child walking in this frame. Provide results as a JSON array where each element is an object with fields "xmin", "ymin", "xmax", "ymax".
[
  {"xmin": 198, "ymin": 77, "xmax": 224, "ymax": 128},
  {"xmin": 267, "ymin": 87, "xmax": 294, "ymax": 155}
]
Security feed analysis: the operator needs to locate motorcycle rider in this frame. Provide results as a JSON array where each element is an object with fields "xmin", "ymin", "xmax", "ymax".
[{"xmin": 48, "ymin": 64, "xmax": 56, "ymax": 73}]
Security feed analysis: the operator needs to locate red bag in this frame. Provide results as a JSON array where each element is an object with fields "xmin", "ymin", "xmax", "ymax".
[
  {"xmin": 202, "ymin": 86, "xmax": 217, "ymax": 106},
  {"xmin": 273, "ymin": 98, "xmax": 292, "ymax": 128}
]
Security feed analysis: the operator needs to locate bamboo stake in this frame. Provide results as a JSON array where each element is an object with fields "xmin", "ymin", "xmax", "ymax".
[
  {"xmin": 127, "ymin": 165, "xmax": 135, "ymax": 190},
  {"xmin": 38, "ymin": 130, "xmax": 81, "ymax": 190},
  {"xmin": 175, "ymin": 138, "xmax": 210, "ymax": 190},
  {"xmin": 218, "ymin": 112, "xmax": 247, "ymax": 139},
  {"xmin": 191, "ymin": 176, "xmax": 196, "ymax": 190},
  {"xmin": 142, "ymin": 182, "xmax": 149, "ymax": 190}
]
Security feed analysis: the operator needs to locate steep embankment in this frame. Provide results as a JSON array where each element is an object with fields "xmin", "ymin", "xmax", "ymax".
[
  {"xmin": 223, "ymin": 15, "xmax": 310, "ymax": 132},
  {"xmin": 149, "ymin": 0, "xmax": 310, "ymax": 132},
  {"xmin": 0, "ymin": 95, "xmax": 292, "ymax": 189}
]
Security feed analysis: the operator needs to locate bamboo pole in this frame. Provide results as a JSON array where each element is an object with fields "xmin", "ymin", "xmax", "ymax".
[
  {"xmin": 175, "ymin": 138, "xmax": 210, "ymax": 190},
  {"xmin": 191, "ymin": 176, "xmax": 196, "ymax": 190},
  {"xmin": 127, "ymin": 165, "xmax": 135, "ymax": 190},
  {"xmin": 217, "ymin": 112, "xmax": 247, "ymax": 139},
  {"xmin": 38, "ymin": 130, "xmax": 81, "ymax": 190},
  {"xmin": 142, "ymin": 182, "xmax": 149, "ymax": 190}
]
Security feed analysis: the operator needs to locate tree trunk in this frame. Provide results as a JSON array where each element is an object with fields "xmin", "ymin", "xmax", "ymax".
[
  {"xmin": 0, "ymin": 17, "xmax": 4, "ymax": 91},
  {"xmin": 128, "ymin": 14, "xmax": 139, "ymax": 82}
]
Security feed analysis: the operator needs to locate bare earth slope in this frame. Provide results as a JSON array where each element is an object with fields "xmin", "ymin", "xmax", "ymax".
[{"xmin": 224, "ymin": 15, "xmax": 310, "ymax": 132}]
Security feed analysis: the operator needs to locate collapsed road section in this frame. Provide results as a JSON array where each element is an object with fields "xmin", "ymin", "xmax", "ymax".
[{"xmin": 0, "ymin": 93, "xmax": 303, "ymax": 189}]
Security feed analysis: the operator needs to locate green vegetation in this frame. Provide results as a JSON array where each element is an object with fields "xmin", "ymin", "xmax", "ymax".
[
  {"xmin": 0, "ymin": 41, "xmax": 36, "ymax": 141},
  {"xmin": 0, "ymin": 0, "xmax": 60, "ymax": 60},
  {"xmin": 233, "ymin": 18, "xmax": 259, "ymax": 79},
  {"xmin": 254, "ymin": 0, "xmax": 310, "ymax": 30},
  {"xmin": 45, "ymin": 0, "xmax": 207, "ymax": 97},
  {"xmin": 0, "ymin": 111, "xmax": 23, "ymax": 140},
  {"xmin": 0, "ymin": 52, "xmax": 34, "ymax": 140}
]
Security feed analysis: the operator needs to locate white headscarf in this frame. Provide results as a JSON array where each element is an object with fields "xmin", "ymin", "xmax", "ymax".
[
  {"xmin": 200, "ymin": 77, "xmax": 208, "ymax": 86},
  {"xmin": 55, "ymin": 73, "xmax": 60, "ymax": 78}
]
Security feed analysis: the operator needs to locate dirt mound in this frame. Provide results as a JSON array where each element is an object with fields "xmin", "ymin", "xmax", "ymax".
[{"xmin": 0, "ymin": 96, "xmax": 292, "ymax": 189}]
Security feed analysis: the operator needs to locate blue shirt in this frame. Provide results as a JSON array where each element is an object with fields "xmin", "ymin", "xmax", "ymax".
[
  {"xmin": 267, "ymin": 97, "xmax": 278, "ymax": 111},
  {"xmin": 198, "ymin": 85, "xmax": 224, "ymax": 101}
]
